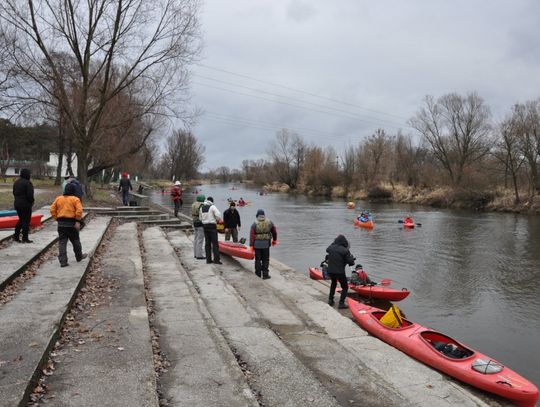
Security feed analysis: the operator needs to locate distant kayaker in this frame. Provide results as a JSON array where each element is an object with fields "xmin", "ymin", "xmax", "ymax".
[
  {"xmin": 170, "ymin": 181, "xmax": 183, "ymax": 217},
  {"xmin": 326, "ymin": 235, "xmax": 356, "ymax": 309},
  {"xmin": 404, "ymin": 215, "xmax": 413, "ymax": 224},
  {"xmin": 223, "ymin": 201, "xmax": 241, "ymax": 243},
  {"xmin": 249, "ymin": 209, "xmax": 277, "ymax": 280},
  {"xmin": 12, "ymin": 168, "xmax": 35, "ymax": 243},
  {"xmin": 238, "ymin": 197, "xmax": 246, "ymax": 206},
  {"xmin": 191, "ymin": 194, "xmax": 206, "ymax": 259},
  {"xmin": 199, "ymin": 196, "xmax": 222, "ymax": 264}
]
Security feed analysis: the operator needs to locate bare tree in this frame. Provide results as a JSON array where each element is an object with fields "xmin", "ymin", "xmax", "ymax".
[
  {"xmin": 0, "ymin": 0, "xmax": 201, "ymax": 192},
  {"xmin": 410, "ymin": 92, "xmax": 492, "ymax": 186},
  {"xmin": 165, "ymin": 129, "xmax": 205, "ymax": 181},
  {"xmin": 268, "ymin": 129, "xmax": 306, "ymax": 189}
]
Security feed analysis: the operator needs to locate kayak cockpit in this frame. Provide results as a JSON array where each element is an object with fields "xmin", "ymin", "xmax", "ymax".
[
  {"xmin": 421, "ymin": 331, "xmax": 475, "ymax": 360},
  {"xmin": 371, "ymin": 311, "xmax": 414, "ymax": 328}
]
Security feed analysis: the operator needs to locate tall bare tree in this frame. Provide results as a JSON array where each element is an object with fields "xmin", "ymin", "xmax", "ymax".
[
  {"xmin": 165, "ymin": 129, "xmax": 205, "ymax": 181},
  {"xmin": 268, "ymin": 129, "xmax": 306, "ymax": 189},
  {"xmin": 410, "ymin": 92, "xmax": 492, "ymax": 186},
  {"xmin": 0, "ymin": 0, "xmax": 201, "ymax": 192}
]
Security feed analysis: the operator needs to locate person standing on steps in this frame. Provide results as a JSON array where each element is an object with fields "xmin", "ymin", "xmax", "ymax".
[
  {"xmin": 326, "ymin": 234, "xmax": 355, "ymax": 309},
  {"xmin": 50, "ymin": 183, "xmax": 88, "ymax": 267},
  {"xmin": 12, "ymin": 168, "xmax": 35, "ymax": 243},
  {"xmin": 223, "ymin": 201, "xmax": 241, "ymax": 242},
  {"xmin": 199, "ymin": 196, "xmax": 222, "ymax": 264},
  {"xmin": 191, "ymin": 194, "xmax": 206, "ymax": 259},
  {"xmin": 118, "ymin": 172, "xmax": 132, "ymax": 206},
  {"xmin": 249, "ymin": 209, "xmax": 277, "ymax": 280},
  {"xmin": 171, "ymin": 181, "xmax": 183, "ymax": 217}
]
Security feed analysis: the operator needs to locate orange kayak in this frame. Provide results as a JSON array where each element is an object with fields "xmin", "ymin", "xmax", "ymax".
[{"xmin": 354, "ymin": 219, "xmax": 374, "ymax": 229}]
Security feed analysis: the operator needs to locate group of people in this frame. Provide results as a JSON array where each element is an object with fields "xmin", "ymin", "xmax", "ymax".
[
  {"xmin": 191, "ymin": 196, "xmax": 277, "ymax": 279},
  {"xmin": 11, "ymin": 169, "xmax": 87, "ymax": 267}
]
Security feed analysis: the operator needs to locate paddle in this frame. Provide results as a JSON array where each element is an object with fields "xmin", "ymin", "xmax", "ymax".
[{"xmin": 380, "ymin": 278, "xmax": 392, "ymax": 286}]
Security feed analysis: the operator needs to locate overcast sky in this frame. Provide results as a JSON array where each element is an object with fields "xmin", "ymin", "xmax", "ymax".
[{"xmin": 187, "ymin": 0, "xmax": 540, "ymax": 171}]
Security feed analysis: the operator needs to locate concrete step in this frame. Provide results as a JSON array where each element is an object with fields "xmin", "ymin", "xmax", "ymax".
[
  {"xmin": 0, "ymin": 217, "xmax": 111, "ymax": 407},
  {"xmin": 84, "ymin": 207, "xmax": 115, "ymax": 212},
  {"xmin": 156, "ymin": 224, "xmax": 192, "ymax": 230},
  {"xmin": 0, "ymin": 213, "xmax": 88, "ymax": 290},
  {"xmin": 43, "ymin": 223, "xmax": 158, "ymax": 406},
  {"xmin": 115, "ymin": 206, "xmax": 151, "ymax": 211},
  {"xmin": 167, "ymin": 231, "xmax": 504, "ymax": 407},
  {"xmin": 98, "ymin": 210, "xmax": 163, "ymax": 216},
  {"xmin": 165, "ymin": 231, "xmax": 341, "ymax": 407},
  {"xmin": 140, "ymin": 218, "xmax": 181, "ymax": 225},
  {"xmin": 142, "ymin": 227, "xmax": 257, "ymax": 407},
  {"xmin": 113, "ymin": 214, "xmax": 169, "ymax": 221}
]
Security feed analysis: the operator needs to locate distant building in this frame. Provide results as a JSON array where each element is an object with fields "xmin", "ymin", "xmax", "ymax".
[{"xmin": 1, "ymin": 153, "xmax": 78, "ymax": 178}]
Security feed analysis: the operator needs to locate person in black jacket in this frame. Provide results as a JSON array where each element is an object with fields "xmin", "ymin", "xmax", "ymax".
[
  {"xmin": 326, "ymin": 234, "xmax": 355, "ymax": 309},
  {"xmin": 118, "ymin": 172, "xmax": 132, "ymax": 205},
  {"xmin": 12, "ymin": 168, "xmax": 35, "ymax": 243},
  {"xmin": 223, "ymin": 202, "xmax": 241, "ymax": 242}
]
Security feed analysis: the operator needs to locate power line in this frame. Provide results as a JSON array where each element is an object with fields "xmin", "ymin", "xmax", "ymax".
[
  {"xmin": 193, "ymin": 73, "xmax": 408, "ymax": 128},
  {"xmin": 193, "ymin": 81, "xmax": 407, "ymax": 130},
  {"xmin": 196, "ymin": 63, "xmax": 410, "ymax": 121}
]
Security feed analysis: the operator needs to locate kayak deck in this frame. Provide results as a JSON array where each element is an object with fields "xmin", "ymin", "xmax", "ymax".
[{"xmin": 218, "ymin": 241, "xmax": 254, "ymax": 260}]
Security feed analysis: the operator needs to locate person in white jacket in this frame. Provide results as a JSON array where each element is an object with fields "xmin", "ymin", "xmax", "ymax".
[{"xmin": 199, "ymin": 197, "xmax": 223, "ymax": 264}]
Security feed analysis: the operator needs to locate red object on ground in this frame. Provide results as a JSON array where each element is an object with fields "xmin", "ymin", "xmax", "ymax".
[
  {"xmin": 308, "ymin": 267, "xmax": 410, "ymax": 301},
  {"xmin": 347, "ymin": 298, "xmax": 539, "ymax": 407},
  {"xmin": 0, "ymin": 213, "xmax": 43, "ymax": 229},
  {"xmin": 218, "ymin": 241, "xmax": 255, "ymax": 260}
]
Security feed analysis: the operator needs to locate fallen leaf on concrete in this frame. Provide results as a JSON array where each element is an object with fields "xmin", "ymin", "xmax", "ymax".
[
  {"xmin": 117, "ymin": 347, "xmax": 125, "ymax": 351},
  {"xmin": 13, "ymin": 355, "xmax": 23, "ymax": 362},
  {"xmin": 28, "ymin": 341, "xmax": 39, "ymax": 347},
  {"xmin": 426, "ymin": 384, "xmax": 433, "ymax": 389}
]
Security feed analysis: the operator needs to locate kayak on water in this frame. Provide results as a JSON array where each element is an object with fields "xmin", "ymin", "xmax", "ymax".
[
  {"xmin": 309, "ymin": 267, "xmax": 410, "ymax": 301},
  {"xmin": 403, "ymin": 217, "xmax": 415, "ymax": 228},
  {"xmin": 218, "ymin": 241, "xmax": 255, "ymax": 260},
  {"xmin": 347, "ymin": 299, "xmax": 539, "ymax": 407},
  {"xmin": 0, "ymin": 213, "xmax": 43, "ymax": 229},
  {"xmin": 0, "ymin": 210, "xmax": 17, "ymax": 218},
  {"xmin": 354, "ymin": 219, "xmax": 374, "ymax": 229}
]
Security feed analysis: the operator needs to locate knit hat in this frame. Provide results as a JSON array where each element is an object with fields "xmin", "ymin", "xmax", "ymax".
[
  {"xmin": 20, "ymin": 168, "xmax": 31, "ymax": 180},
  {"xmin": 256, "ymin": 209, "xmax": 265, "ymax": 217},
  {"xmin": 207, "ymin": 196, "xmax": 214, "ymax": 202},
  {"xmin": 196, "ymin": 194, "xmax": 205, "ymax": 202}
]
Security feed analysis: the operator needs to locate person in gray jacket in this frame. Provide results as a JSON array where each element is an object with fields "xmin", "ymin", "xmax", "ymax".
[{"xmin": 249, "ymin": 209, "xmax": 277, "ymax": 279}]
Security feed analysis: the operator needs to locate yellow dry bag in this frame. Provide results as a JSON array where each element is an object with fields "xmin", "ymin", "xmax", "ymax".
[{"xmin": 380, "ymin": 304, "xmax": 404, "ymax": 328}]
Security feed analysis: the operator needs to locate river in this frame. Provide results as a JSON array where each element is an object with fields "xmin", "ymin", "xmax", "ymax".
[{"xmin": 151, "ymin": 183, "xmax": 540, "ymax": 387}]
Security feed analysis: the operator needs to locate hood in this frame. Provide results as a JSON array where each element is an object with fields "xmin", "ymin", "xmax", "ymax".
[
  {"xmin": 333, "ymin": 234, "xmax": 349, "ymax": 248},
  {"xmin": 20, "ymin": 168, "xmax": 31, "ymax": 180},
  {"xmin": 64, "ymin": 182, "xmax": 77, "ymax": 196},
  {"xmin": 204, "ymin": 199, "xmax": 214, "ymax": 206}
]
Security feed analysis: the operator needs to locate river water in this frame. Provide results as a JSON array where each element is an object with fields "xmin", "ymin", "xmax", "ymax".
[{"xmin": 151, "ymin": 183, "xmax": 540, "ymax": 386}]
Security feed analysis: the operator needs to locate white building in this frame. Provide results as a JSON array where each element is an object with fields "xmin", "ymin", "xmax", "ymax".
[
  {"xmin": 1, "ymin": 153, "xmax": 78, "ymax": 177},
  {"xmin": 47, "ymin": 153, "xmax": 78, "ymax": 177}
]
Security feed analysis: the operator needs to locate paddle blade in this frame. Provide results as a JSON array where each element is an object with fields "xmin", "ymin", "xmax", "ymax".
[
  {"xmin": 397, "ymin": 220, "xmax": 404, "ymax": 223},
  {"xmin": 380, "ymin": 279, "xmax": 392, "ymax": 286},
  {"xmin": 416, "ymin": 223, "xmax": 422, "ymax": 227}
]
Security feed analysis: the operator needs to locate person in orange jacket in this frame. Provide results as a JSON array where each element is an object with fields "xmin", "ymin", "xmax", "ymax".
[{"xmin": 50, "ymin": 183, "xmax": 87, "ymax": 267}]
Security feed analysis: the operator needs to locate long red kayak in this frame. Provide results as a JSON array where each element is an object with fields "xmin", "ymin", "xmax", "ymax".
[
  {"xmin": 218, "ymin": 241, "xmax": 255, "ymax": 260},
  {"xmin": 347, "ymin": 299, "xmax": 539, "ymax": 407},
  {"xmin": 0, "ymin": 213, "xmax": 43, "ymax": 229},
  {"xmin": 309, "ymin": 267, "xmax": 410, "ymax": 301}
]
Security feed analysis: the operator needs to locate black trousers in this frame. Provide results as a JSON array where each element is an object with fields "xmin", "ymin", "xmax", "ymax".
[
  {"xmin": 173, "ymin": 199, "xmax": 182, "ymax": 217},
  {"xmin": 58, "ymin": 226, "xmax": 83, "ymax": 265},
  {"xmin": 254, "ymin": 247, "xmax": 270, "ymax": 278},
  {"xmin": 203, "ymin": 224, "xmax": 220, "ymax": 262},
  {"xmin": 329, "ymin": 274, "xmax": 349, "ymax": 304},
  {"xmin": 14, "ymin": 205, "xmax": 32, "ymax": 241}
]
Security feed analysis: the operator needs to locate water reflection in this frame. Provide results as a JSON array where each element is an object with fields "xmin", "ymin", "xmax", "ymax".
[{"xmin": 150, "ymin": 183, "xmax": 540, "ymax": 386}]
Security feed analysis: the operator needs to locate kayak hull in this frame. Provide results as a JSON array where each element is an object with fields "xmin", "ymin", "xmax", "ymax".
[
  {"xmin": 354, "ymin": 219, "xmax": 374, "ymax": 229},
  {"xmin": 0, "ymin": 214, "xmax": 43, "ymax": 229},
  {"xmin": 348, "ymin": 299, "xmax": 539, "ymax": 407},
  {"xmin": 218, "ymin": 241, "xmax": 254, "ymax": 260},
  {"xmin": 403, "ymin": 221, "xmax": 415, "ymax": 228},
  {"xmin": 0, "ymin": 210, "xmax": 17, "ymax": 218},
  {"xmin": 309, "ymin": 268, "xmax": 410, "ymax": 301}
]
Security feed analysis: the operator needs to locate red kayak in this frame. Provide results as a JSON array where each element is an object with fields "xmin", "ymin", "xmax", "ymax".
[
  {"xmin": 0, "ymin": 213, "xmax": 43, "ymax": 229},
  {"xmin": 403, "ymin": 219, "xmax": 415, "ymax": 228},
  {"xmin": 348, "ymin": 299, "xmax": 539, "ymax": 407},
  {"xmin": 218, "ymin": 241, "xmax": 254, "ymax": 260},
  {"xmin": 309, "ymin": 267, "xmax": 410, "ymax": 301}
]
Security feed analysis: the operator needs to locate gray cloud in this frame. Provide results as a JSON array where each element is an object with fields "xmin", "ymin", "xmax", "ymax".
[{"xmin": 184, "ymin": 0, "xmax": 540, "ymax": 171}]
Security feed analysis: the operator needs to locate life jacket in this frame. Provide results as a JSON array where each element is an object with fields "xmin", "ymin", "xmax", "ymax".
[
  {"xmin": 357, "ymin": 270, "xmax": 369, "ymax": 285},
  {"xmin": 254, "ymin": 219, "xmax": 272, "ymax": 241},
  {"xmin": 380, "ymin": 304, "xmax": 404, "ymax": 328}
]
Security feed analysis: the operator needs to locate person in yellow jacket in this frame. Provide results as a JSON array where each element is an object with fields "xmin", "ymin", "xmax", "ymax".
[{"xmin": 50, "ymin": 183, "xmax": 87, "ymax": 267}]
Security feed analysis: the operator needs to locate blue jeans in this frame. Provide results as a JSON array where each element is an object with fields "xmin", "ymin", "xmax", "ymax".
[{"xmin": 122, "ymin": 190, "xmax": 129, "ymax": 205}]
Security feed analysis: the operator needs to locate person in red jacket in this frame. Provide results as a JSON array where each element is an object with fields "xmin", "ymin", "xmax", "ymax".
[{"xmin": 170, "ymin": 181, "xmax": 183, "ymax": 217}]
